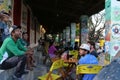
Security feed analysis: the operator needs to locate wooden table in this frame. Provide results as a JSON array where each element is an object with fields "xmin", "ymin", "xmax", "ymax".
[
  {"xmin": 64, "ymin": 58, "xmax": 78, "ymax": 63},
  {"xmin": 63, "ymin": 58, "xmax": 78, "ymax": 79}
]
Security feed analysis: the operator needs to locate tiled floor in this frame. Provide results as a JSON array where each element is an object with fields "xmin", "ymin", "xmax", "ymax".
[
  {"xmin": 33, "ymin": 51, "xmax": 51, "ymax": 80},
  {"xmin": 94, "ymin": 58, "xmax": 120, "ymax": 80}
]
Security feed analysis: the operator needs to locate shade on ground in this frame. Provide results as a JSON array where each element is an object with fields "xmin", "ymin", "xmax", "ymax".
[{"xmin": 94, "ymin": 58, "xmax": 120, "ymax": 80}]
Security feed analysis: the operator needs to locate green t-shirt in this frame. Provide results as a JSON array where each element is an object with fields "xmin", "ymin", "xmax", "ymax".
[
  {"xmin": 0, "ymin": 37, "xmax": 27, "ymax": 61},
  {"xmin": 19, "ymin": 38, "xmax": 29, "ymax": 47}
]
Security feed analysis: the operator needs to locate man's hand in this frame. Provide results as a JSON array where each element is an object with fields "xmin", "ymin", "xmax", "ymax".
[{"xmin": 25, "ymin": 50, "xmax": 33, "ymax": 55}]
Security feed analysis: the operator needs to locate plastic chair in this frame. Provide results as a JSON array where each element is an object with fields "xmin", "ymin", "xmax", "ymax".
[
  {"xmin": 38, "ymin": 59, "xmax": 65, "ymax": 80},
  {"xmin": 69, "ymin": 50, "xmax": 78, "ymax": 59},
  {"xmin": 63, "ymin": 50, "xmax": 78, "ymax": 67},
  {"xmin": 76, "ymin": 64, "xmax": 103, "ymax": 79}
]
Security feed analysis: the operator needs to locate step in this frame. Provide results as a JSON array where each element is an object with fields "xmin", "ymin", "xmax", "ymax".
[{"xmin": 0, "ymin": 68, "xmax": 33, "ymax": 80}]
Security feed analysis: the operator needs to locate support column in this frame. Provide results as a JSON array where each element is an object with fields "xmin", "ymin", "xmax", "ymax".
[
  {"xmin": 13, "ymin": 0, "xmax": 22, "ymax": 25},
  {"xmin": 34, "ymin": 20, "xmax": 36, "ymax": 43},
  {"xmin": 63, "ymin": 29, "xmax": 66, "ymax": 48},
  {"xmin": 59, "ymin": 33, "xmax": 63, "ymax": 42},
  {"xmin": 71, "ymin": 23, "xmax": 76, "ymax": 48},
  {"xmin": 105, "ymin": 0, "xmax": 120, "ymax": 61},
  {"xmin": 80, "ymin": 15, "xmax": 89, "ymax": 44},
  {"xmin": 63, "ymin": 29, "xmax": 65, "ymax": 38},
  {"xmin": 27, "ymin": 9, "xmax": 30, "ymax": 42},
  {"xmin": 66, "ymin": 26, "xmax": 70, "ymax": 43}
]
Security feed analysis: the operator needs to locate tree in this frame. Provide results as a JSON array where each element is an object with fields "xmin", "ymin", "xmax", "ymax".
[{"xmin": 88, "ymin": 10, "xmax": 105, "ymax": 42}]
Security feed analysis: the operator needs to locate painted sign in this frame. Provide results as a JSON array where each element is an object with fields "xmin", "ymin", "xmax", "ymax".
[
  {"xmin": 105, "ymin": 0, "xmax": 111, "ymax": 20},
  {"xmin": 105, "ymin": 21, "xmax": 111, "ymax": 41},
  {"xmin": 111, "ymin": 23, "xmax": 120, "ymax": 40},
  {"xmin": 105, "ymin": 41, "xmax": 110, "ymax": 53},
  {"xmin": 105, "ymin": 0, "xmax": 120, "ymax": 62},
  {"xmin": 109, "ymin": 41, "xmax": 120, "ymax": 57},
  {"xmin": 81, "ymin": 28, "xmax": 89, "ymax": 43},
  {"xmin": 112, "ymin": 7, "xmax": 120, "ymax": 21},
  {"xmin": 111, "ymin": 0, "xmax": 120, "ymax": 21}
]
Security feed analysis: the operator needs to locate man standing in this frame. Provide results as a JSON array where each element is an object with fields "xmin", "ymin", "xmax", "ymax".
[
  {"xmin": 0, "ymin": 25, "xmax": 30, "ymax": 80},
  {"xmin": 87, "ymin": 41, "xmax": 98, "ymax": 58},
  {"xmin": 78, "ymin": 43, "xmax": 98, "ymax": 80},
  {"xmin": 20, "ymin": 31, "xmax": 35, "ymax": 70},
  {"xmin": 0, "ymin": 11, "xmax": 10, "ymax": 47}
]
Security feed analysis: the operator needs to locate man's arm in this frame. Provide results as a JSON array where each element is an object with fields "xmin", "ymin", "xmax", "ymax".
[
  {"xmin": 6, "ymin": 41, "xmax": 25, "ymax": 56},
  {"xmin": 16, "ymin": 39, "xmax": 27, "ymax": 51}
]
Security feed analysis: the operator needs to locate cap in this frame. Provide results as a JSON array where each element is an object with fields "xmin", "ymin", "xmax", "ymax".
[
  {"xmin": 79, "ymin": 43, "xmax": 90, "ymax": 51},
  {"xmin": 0, "ymin": 10, "xmax": 9, "ymax": 17},
  {"xmin": 9, "ymin": 25, "xmax": 21, "ymax": 33}
]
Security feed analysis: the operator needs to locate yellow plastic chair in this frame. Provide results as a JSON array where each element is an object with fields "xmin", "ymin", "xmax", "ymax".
[
  {"xmin": 63, "ymin": 63, "xmax": 69, "ymax": 67},
  {"xmin": 63, "ymin": 50, "xmax": 78, "ymax": 67},
  {"xmin": 38, "ymin": 59, "xmax": 65, "ymax": 80},
  {"xmin": 76, "ymin": 64, "xmax": 103, "ymax": 79},
  {"xmin": 69, "ymin": 50, "xmax": 78, "ymax": 59}
]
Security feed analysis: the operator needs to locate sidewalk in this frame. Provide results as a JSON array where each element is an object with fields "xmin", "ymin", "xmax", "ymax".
[{"xmin": 33, "ymin": 50, "xmax": 51, "ymax": 80}]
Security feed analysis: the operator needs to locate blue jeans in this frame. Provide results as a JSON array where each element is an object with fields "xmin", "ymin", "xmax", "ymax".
[{"xmin": 0, "ymin": 55, "xmax": 27, "ymax": 78}]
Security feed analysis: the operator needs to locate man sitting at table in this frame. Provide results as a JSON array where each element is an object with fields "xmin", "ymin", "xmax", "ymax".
[{"xmin": 78, "ymin": 43, "xmax": 98, "ymax": 80}]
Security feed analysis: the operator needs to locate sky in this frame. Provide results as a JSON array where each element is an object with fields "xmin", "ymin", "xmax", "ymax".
[{"xmin": 91, "ymin": 9, "xmax": 105, "ymax": 37}]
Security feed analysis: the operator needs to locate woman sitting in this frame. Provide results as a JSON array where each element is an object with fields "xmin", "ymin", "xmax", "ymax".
[{"xmin": 48, "ymin": 41, "xmax": 57, "ymax": 58}]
